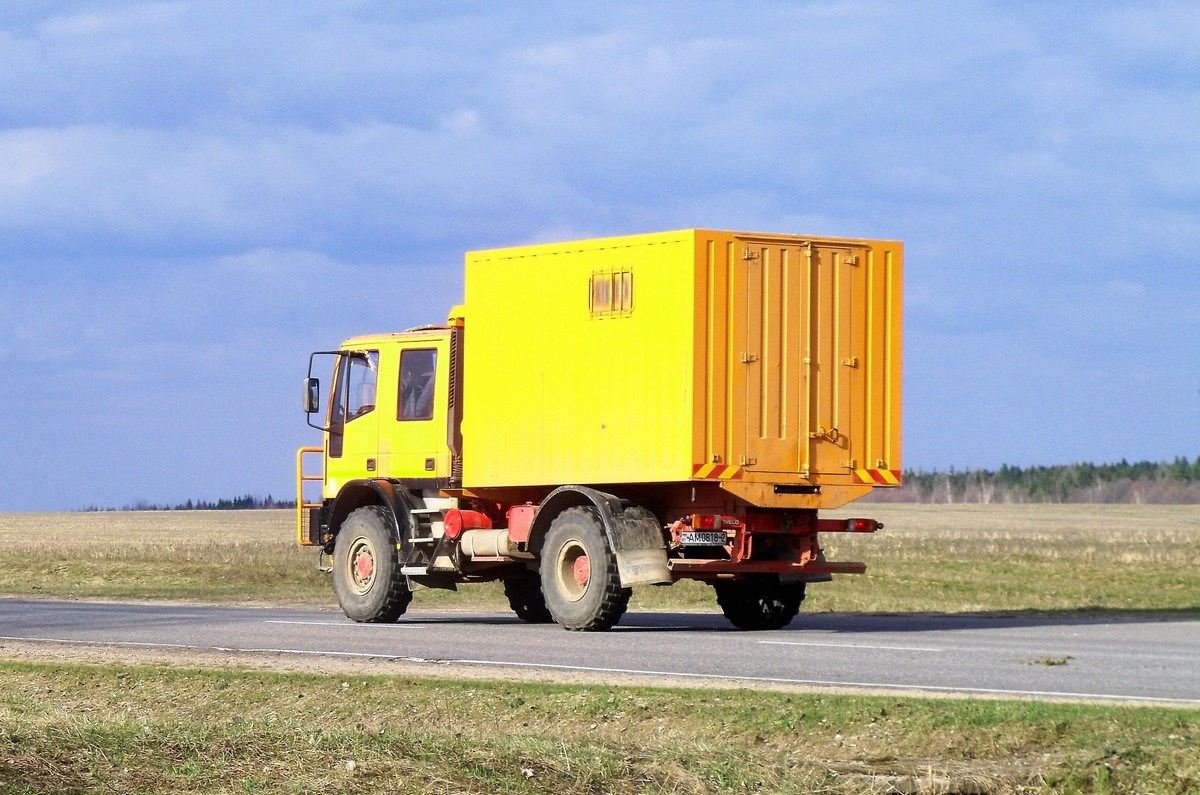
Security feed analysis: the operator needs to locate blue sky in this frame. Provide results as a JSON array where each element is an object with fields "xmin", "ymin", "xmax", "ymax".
[{"xmin": 2, "ymin": 1, "xmax": 1198, "ymax": 511}]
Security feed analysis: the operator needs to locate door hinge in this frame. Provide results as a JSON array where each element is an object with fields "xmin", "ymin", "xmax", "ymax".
[
  {"xmin": 741, "ymin": 247, "xmax": 760, "ymax": 261},
  {"xmin": 841, "ymin": 356, "xmax": 858, "ymax": 367},
  {"xmin": 741, "ymin": 352, "xmax": 759, "ymax": 363},
  {"xmin": 739, "ymin": 456, "xmax": 757, "ymax": 466}
]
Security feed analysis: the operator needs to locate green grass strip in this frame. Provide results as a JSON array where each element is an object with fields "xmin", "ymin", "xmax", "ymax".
[{"xmin": 1, "ymin": 661, "xmax": 1197, "ymax": 794}]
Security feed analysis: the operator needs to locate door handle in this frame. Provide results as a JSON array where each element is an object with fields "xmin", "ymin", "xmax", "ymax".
[{"xmin": 809, "ymin": 425, "xmax": 840, "ymax": 443}]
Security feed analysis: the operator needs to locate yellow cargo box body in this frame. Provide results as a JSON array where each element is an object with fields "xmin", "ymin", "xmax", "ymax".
[{"xmin": 461, "ymin": 229, "xmax": 901, "ymax": 510}]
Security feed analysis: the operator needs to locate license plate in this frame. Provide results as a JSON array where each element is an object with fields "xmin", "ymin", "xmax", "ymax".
[{"xmin": 680, "ymin": 531, "xmax": 727, "ymax": 546}]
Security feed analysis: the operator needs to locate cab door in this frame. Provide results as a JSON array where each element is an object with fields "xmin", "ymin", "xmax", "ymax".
[
  {"xmin": 377, "ymin": 335, "xmax": 454, "ymax": 481},
  {"xmin": 325, "ymin": 350, "xmax": 381, "ymax": 497}
]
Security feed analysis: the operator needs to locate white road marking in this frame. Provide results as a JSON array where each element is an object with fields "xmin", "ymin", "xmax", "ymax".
[
  {"xmin": 437, "ymin": 658, "xmax": 1200, "ymax": 706},
  {"xmin": 2, "ymin": 636, "xmax": 200, "ymax": 651},
  {"xmin": 3, "ymin": 634, "xmax": 1198, "ymax": 706},
  {"xmin": 0, "ymin": 635, "xmax": 424, "ymax": 661},
  {"xmin": 264, "ymin": 620, "xmax": 426, "ymax": 629},
  {"xmin": 758, "ymin": 640, "xmax": 944, "ymax": 652}
]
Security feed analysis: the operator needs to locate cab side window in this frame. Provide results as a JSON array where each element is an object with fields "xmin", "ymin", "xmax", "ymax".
[
  {"xmin": 398, "ymin": 348, "xmax": 437, "ymax": 421},
  {"xmin": 345, "ymin": 351, "xmax": 379, "ymax": 421}
]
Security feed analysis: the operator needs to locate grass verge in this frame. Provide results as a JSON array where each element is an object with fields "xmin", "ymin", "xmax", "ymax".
[{"xmin": 1, "ymin": 660, "xmax": 1198, "ymax": 794}]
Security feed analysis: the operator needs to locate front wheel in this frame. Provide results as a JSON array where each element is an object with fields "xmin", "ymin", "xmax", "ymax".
[
  {"xmin": 713, "ymin": 577, "xmax": 805, "ymax": 630},
  {"xmin": 539, "ymin": 506, "xmax": 630, "ymax": 631},
  {"xmin": 332, "ymin": 505, "xmax": 412, "ymax": 622}
]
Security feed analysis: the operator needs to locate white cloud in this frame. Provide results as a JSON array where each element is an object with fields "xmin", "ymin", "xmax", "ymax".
[
  {"xmin": 39, "ymin": 2, "xmax": 187, "ymax": 39},
  {"xmin": 3, "ymin": 2, "xmax": 1194, "ymax": 269}
]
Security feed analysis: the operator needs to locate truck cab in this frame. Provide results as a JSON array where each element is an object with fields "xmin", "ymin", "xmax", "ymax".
[{"xmin": 311, "ymin": 328, "xmax": 458, "ymax": 496}]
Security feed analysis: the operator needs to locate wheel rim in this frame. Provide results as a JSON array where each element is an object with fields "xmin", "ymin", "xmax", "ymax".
[
  {"xmin": 346, "ymin": 535, "xmax": 376, "ymax": 596},
  {"xmin": 554, "ymin": 538, "xmax": 590, "ymax": 602}
]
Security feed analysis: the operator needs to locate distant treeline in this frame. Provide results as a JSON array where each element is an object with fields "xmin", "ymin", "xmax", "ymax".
[
  {"xmin": 82, "ymin": 494, "xmax": 297, "ymax": 512},
  {"xmin": 867, "ymin": 458, "xmax": 1200, "ymax": 504}
]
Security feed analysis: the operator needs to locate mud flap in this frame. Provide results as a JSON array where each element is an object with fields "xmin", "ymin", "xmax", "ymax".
[
  {"xmin": 615, "ymin": 548, "xmax": 671, "ymax": 586},
  {"xmin": 613, "ymin": 509, "xmax": 671, "ymax": 586}
]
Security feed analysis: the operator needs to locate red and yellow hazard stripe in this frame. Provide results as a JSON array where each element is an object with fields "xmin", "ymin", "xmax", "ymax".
[
  {"xmin": 692, "ymin": 463, "xmax": 743, "ymax": 480},
  {"xmin": 852, "ymin": 468, "xmax": 902, "ymax": 486},
  {"xmin": 693, "ymin": 463, "xmax": 899, "ymax": 485}
]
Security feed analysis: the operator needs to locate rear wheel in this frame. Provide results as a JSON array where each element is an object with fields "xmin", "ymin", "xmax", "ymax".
[
  {"xmin": 539, "ymin": 506, "xmax": 630, "ymax": 631},
  {"xmin": 713, "ymin": 577, "xmax": 805, "ymax": 630},
  {"xmin": 332, "ymin": 505, "xmax": 412, "ymax": 622},
  {"xmin": 502, "ymin": 571, "xmax": 553, "ymax": 623}
]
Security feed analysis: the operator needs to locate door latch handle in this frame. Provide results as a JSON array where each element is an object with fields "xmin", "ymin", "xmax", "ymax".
[{"xmin": 809, "ymin": 425, "xmax": 840, "ymax": 443}]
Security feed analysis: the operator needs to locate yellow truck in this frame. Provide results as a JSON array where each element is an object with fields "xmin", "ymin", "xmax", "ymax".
[{"xmin": 297, "ymin": 229, "xmax": 902, "ymax": 630}]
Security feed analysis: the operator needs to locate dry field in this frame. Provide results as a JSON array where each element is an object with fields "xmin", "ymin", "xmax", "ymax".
[
  {"xmin": 817, "ymin": 503, "xmax": 1200, "ymax": 615},
  {"xmin": 1, "ymin": 504, "xmax": 1197, "ymax": 614},
  {"xmin": 0, "ymin": 510, "xmax": 321, "ymax": 605}
]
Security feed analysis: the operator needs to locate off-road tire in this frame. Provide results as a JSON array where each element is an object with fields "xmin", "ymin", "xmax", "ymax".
[
  {"xmin": 332, "ymin": 505, "xmax": 412, "ymax": 623},
  {"xmin": 539, "ymin": 506, "xmax": 631, "ymax": 631},
  {"xmin": 713, "ymin": 577, "xmax": 805, "ymax": 630},
  {"xmin": 502, "ymin": 571, "xmax": 554, "ymax": 623}
]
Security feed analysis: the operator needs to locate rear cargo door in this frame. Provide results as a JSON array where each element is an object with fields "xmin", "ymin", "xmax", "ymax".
[{"xmin": 738, "ymin": 238, "xmax": 867, "ymax": 477}]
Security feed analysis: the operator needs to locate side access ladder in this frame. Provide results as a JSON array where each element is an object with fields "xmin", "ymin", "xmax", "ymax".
[{"xmin": 295, "ymin": 446, "xmax": 324, "ymax": 546}]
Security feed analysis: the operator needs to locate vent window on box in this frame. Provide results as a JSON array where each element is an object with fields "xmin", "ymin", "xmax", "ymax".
[{"xmin": 589, "ymin": 269, "xmax": 633, "ymax": 317}]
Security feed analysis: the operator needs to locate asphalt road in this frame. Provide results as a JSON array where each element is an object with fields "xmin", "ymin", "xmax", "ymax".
[{"xmin": 2, "ymin": 599, "xmax": 1197, "ymax": 706}]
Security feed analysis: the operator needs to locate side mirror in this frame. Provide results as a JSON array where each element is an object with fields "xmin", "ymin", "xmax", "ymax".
[{"xmin": 304, "ymin": 377, "xmax": 321, "ymax": 414}]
